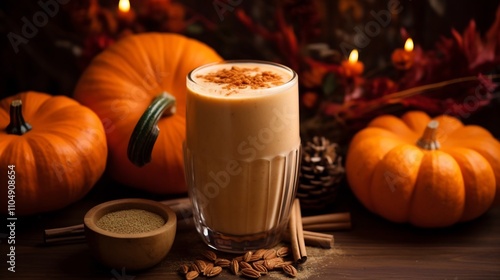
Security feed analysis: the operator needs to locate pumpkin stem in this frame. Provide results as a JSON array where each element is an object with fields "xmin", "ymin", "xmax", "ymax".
[
  {"xmin": 128, "ymin": 92, "xmax": 176, "ymax": 167},
  {"xmin": 416, "ymin": 120, "xmax": 440, "ymax": 150},
  {"xmin": 6, "ymin": 100, "xmax": 32, "ymax": 135}
]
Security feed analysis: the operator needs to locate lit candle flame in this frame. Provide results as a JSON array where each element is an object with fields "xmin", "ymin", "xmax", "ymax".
[
  {"xmin": 404, "ymin": 38, "xmax": 414, "ymax": 52},
  {"xmin": 348, "ymin": 49, "xmax": 359, "ymax": 63},
  {"xmin": 118, "ymin": 0, "xmax": 131, "ymax": 13}
]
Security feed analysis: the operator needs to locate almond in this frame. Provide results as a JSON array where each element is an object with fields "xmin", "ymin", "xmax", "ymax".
[
  {"xmin": 202, "ymin": 250, "xmax": 217, "ymax": 262},
  {"xmin": 230, "ymin": 259, "xmax": 239, "ymax": 275},
  {"xmin": 240, "ymin": 268, "xmax": 261, "ymax": 279},
  {"xmin": 206, "ymin": 266, "xmax": 222, "ymax": 277},
  {"xmin": 185, "ymin": 271, "xmax": 199, "ymax": 280},
  {"xmin": 282, "ymin": 264, "xmax": 298, "ymax": 277}
]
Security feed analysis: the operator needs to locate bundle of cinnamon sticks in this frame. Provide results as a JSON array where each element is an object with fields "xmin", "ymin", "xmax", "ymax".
[{"xmin": 285, "ymin": 199, "xmax": 351, "ymax": 263}]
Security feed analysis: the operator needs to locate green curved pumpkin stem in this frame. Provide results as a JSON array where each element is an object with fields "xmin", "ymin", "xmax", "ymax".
[
  {"xmin": 417, "ymin": 120, "xmax": 440, "ymax": 150},
  {"xmin": 128, "ymin": 92, "xmax": 176, "ymax": 167},
  {"xmin": 6, "ymin": 100, "xmax": 32, "ymax": 135}
]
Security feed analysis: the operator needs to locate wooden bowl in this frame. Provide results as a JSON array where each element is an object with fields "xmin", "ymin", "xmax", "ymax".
[{"xmin": 84, "ymin": 198, "xmax": 177, "ymax": 271}]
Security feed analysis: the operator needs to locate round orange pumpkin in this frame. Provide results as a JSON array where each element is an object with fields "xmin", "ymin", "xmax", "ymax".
[
  {"xmin": 0, "ymin": 92, "xmax": 107, "ymax": 215},
  {"xmin": 346, "ymin": 111, "xmax": 500, "ymax": 227},
  {"xmin": 73, "ymin": 33, "xmax": 222, "ymax": 194}
]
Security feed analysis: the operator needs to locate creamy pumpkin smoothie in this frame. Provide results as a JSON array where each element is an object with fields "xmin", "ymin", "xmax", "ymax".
[{"xmin": 185, "ymin": 61, "xmax": 300, "ymax": 252}]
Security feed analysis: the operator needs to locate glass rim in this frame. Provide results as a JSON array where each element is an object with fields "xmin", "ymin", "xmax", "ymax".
[{"xmin": 187, "ymin": 60, "xmax": 298, "ymax": 98}]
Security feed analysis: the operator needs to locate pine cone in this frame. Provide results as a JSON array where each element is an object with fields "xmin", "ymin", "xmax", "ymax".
[{"xmin": 297, "ymin": 136, "xmax": 345, "ymax": 211}]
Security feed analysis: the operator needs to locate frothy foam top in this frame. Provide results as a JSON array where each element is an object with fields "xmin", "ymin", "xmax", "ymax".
[{"xmin": 188, "ymin": 62, "xmax": 295, "ymax": 98}]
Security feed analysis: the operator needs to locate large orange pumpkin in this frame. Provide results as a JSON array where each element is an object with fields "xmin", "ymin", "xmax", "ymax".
[
  {"xmin": 73, "ymin": 33, "xmax": 222, "ymax": 194},
  {"xmin": 0, "ymin": 92, "xmax": 107, "ymax": 215},
  {"xmin": 346, "ymin": 111, "xmax": 500, "ymax": 227}
]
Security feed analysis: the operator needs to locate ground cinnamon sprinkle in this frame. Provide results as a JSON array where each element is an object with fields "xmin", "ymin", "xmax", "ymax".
[{"xmin": 196, "ymin": 66, "xmax": 285, "ymax": 95}]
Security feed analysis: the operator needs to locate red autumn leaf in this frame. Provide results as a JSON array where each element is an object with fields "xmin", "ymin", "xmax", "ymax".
[
  {"xmin": 399, "ymin": 96, "xmax": 444, "ymax": 113},
  {"xmin": 235, "ymin": 9, "xmax": 274, "ymax": 41},
  {"xmin": 477, "ymin": 73, "xmax": 498, "ymax": 93},
  {"xmin": 323, "ymin": 102, "xmax": 344, "ymax": 117},
  {"xmin": 452, "ymin": 20, "xmax": 496, "ymax": 72},
  {"xmin": 80, "ymin": 34, "xmax": 115, "ymax": 68},
  {"xmin": 486, "ymin": 6, "xmax": 500, "ymax": 57},
  {"xmin": 364, "ymin": 77, "xmax": 397, "ymax": 99}
]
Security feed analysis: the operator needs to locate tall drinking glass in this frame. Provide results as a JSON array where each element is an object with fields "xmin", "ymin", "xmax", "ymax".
[{"xmin": 184, "ymin": 60, "xmax": 300, "ymax": 253}]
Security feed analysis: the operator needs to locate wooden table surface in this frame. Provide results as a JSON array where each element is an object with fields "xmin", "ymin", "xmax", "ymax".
[{"xmin": 1, "ymin": 176, "xmax": 499, "ymax": 280}]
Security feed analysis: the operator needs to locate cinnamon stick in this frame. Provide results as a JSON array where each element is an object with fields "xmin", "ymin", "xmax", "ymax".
[
  {"xmin": 302, "ymin": 230, "xmax": 334, "ymax": 239},
  {"xmin": 44, "ymin": 224, "xmax": 84, "ymax": 238},
  {"xmin": 44, "ymin": 235, "xmax": 86, "ymax": 245},
  {"xmin": 301, "ymin": 212, "xmax": 351, "ymax": 226},
  {"xmin": 303, "ymin": 234, "xmax": 333, "ymax": 249},
  {"xmin": 288, "ymin": 199, "xmax": 307, "ymax": 264},
  {"xmin": 283, "ymin": 230, "xmax": 334, "ymax": 249},
  {"xmin": 302, "ymin": 222, "xmax": 351, "ymax": 231}
]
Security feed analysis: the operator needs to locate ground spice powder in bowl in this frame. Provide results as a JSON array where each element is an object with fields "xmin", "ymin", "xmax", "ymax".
[
  {"xmin": 96, "ymin": 209, "xmax": 165, "ymax": 234},
  {"xmin": 84, "ymin": 198, "xmax": 177, "ymax": 271}
]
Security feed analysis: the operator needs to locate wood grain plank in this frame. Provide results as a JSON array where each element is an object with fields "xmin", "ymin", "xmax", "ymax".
[{"xmin": 1, "ymin": 182, "xmax": 499, "ymax": 279}]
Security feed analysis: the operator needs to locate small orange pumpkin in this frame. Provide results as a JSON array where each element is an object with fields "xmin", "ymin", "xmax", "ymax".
[
  {"xmin": 391, "ymin": 48, "xmax": 414, "ymax": 70},
  {"xmin": 346, "ymin": 111, "xmax": 500, "ymax": 227},
  {"xmin": 73, "ymin": 33, "xmax": 222, "ymax": 194},
  {"xmin": 0, "ymin": 92, "xmax": 107, "ymax": 215}
]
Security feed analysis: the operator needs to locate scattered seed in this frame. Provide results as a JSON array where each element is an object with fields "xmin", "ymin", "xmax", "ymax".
[
  {"xmin": 190, "ymin": 263, "xmax": 200, "ymax": 273},
  {"xmin": 243, "ymin": 251, "xmax": 253, "ymax": 262},
  {"xmin": 270, "ymin": 257, "xmax": 284, "ymax": 264},
  {"xmin": 248, "ymin": 254, "xmax": 263, "ymax": 262},
  {"xmin": 282, "ymin": 264, "xmax": 298, "ymax": 277},
  {"xmin": 214, "ymin": 258, "xmax": 230, "ymax": 267},
  {"xmin": 230, "ymin": 259, "xmax": 239, "ymax": 275},
  {"xmin": 203, "ymin": 263, "xmax": 214, "ymax": 276},
  {"xmin": 240, "ymin": 268, "xmax": 261, "ymax": 279},
  {"xmin": 181, "ymin": 246, "xmax": 300, "ymax": 279},
  {"xmin": 185, "ymin": 270, "xmax": 199, "ymax": 280},
  {"xmin": 264, "ymin": 259, "xmax": 277, "ymax": 270},
  {"xmin": 202, "ymin": 250, "xmax": 217, "ymax": 262},
  {"xmin": 263, "ymin": 249, "xmax": 277, "ymax": 260},
  {"xmin": 207, "ymin": 266, "xmax": 222, "ymax": 277},
  {"xmin": 253, "ymin": 260, "xmax": 265, "ymax": 266},
  {"xmin": 233, "ymin": 255, "xmax": 243, "ymax": 262},
  {"xmin": 275, "ymin": 260, "xmax": 294, "ymax": 268},
  {"xmin": 179, "ymin": 264, "xmax": 190, "ymax": 274},
  {"xmin": 195, "ymin": 260, "xmax": 207, "ymax": 272},
  {"xmin": 252, "ymin": 263, "xmax": 268, "ymax": 275},
  {"xmin": 276, "ymin": 247, "xmax": 290, "ymax": 257},
  {"xmin": 253, "ymin": 249, "xmax": 267, "ymax": 259},
  {"xmin": 239, "ymin": 261, "xmax": 252, "ymax": 270}
]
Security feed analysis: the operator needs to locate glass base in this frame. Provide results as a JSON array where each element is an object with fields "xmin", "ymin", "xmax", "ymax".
[{"xmin": 195, "ymin": 221, "xmax": 288, "ymax": 254}]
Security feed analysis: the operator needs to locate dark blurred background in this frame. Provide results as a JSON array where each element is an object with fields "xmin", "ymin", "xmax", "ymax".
[
  {"xmin": 0, "ymin": 0, "xmax": 498, "ymax": 95},
  {"xmin": 0, "ymin": 0, "xmax": 499, "ymax": 138}
]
